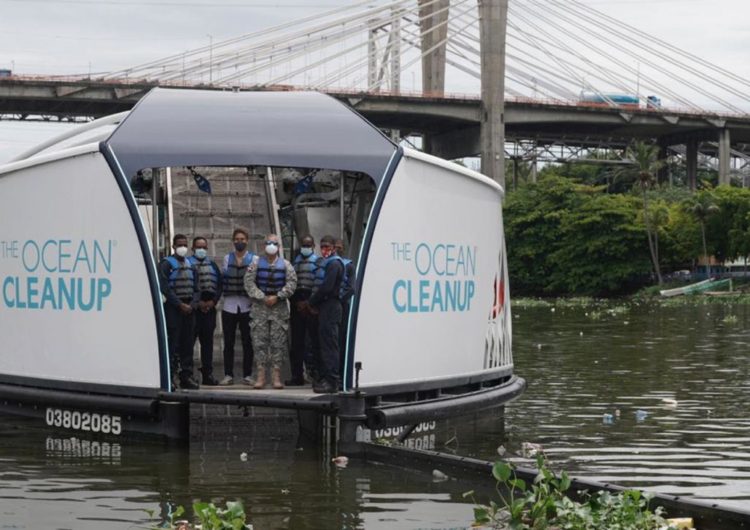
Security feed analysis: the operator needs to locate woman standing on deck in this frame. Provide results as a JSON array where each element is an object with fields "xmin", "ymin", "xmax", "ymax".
[{"xmin": 244, "ymin": 234, "xmax": 297, "ymax": 389}]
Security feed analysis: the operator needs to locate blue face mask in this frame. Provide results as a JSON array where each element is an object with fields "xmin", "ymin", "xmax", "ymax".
[
  {"xmin": 300, "ymin": 247, "xmax": 313, "ymax": 257},
  {"xmin": 194, "ymin": 248, "xmax": 208, "ymax": 260}
]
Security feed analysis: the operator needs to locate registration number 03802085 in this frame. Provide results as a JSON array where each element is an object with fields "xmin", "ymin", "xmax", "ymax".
[{"xmin": 44, "ymin": 408, "xmax": 122, "ymax": 435}]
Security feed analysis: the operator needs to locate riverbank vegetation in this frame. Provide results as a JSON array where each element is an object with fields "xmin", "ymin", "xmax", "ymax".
[{"xmin": 505, "ymin": 152, "xmax": 750, "ymax": 297}]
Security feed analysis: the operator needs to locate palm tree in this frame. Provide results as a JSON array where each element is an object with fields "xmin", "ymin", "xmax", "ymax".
[
  {"xmin": 684, "ymin": 193, "xmax": 720, "ymax": 278},
  {"xmin": 614, "ymin": 141, "xmax": 665, "ymax": 285}
]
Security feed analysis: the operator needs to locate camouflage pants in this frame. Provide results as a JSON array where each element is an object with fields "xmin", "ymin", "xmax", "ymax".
[{"xmin": 250, "ymin": 318, "xmax": 289, "ymax": 369}]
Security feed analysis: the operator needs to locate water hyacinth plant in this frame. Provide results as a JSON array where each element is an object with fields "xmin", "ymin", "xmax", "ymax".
[
  {"xmin": 466, "ymin": 455, "xmax": 676, "ymax": 530},
  {"xmin": 147, "ymin": 500, "xmax": 252, "ymax": 530}
]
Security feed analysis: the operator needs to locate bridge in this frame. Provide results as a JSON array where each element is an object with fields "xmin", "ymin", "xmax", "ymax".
[{"xmin": 2, "ymin": 0, "xmax": 750, "ymax": 187}]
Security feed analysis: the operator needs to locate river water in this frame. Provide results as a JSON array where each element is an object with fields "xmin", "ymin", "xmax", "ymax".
[{"xmin": 1, "ymin": 299, "xmax": 749, "ymax": 528}]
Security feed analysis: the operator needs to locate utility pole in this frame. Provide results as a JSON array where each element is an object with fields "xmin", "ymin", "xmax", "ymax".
[{"xmin": 479, "ymin": 0, "xmax": 509, "ymax": 188}]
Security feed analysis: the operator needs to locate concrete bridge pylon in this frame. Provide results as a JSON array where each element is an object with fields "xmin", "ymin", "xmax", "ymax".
[{"xmin": 479, "ymin": 0, "xmax": 509, "ymax": 189}]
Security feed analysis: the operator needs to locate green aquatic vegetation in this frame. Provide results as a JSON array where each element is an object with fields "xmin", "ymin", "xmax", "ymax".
[
  {"xmin": 146, "ymin": 501, "xmax": 251, "ymax": 530},
  {"xmin": 466, "ymin": 456, "xmax": 675, "ymax": 530},
  {"xmin": 512, "ymin": 298, "xmax": 554, "ymax": 309},
  {"xmin": 658, "ymin": 294, "xmax": 750, "ymax": 307}
]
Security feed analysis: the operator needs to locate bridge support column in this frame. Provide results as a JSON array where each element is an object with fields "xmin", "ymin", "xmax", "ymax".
[
  {"xmin": 719, "ymin": 128, "xmax": 731, "ymax": 186},
  {"xmin": 479, "ymin": 0, "xmax": 509, "ymax": 188},
  {"xmin": 686, "ymin": 138, "xmax": 698, "ymax": 191},
  {"xmin": 419, "ymin": 0, "xmax": 449, "ymax": 154},
  {"xmin": 657, "ymin": 139, "xmax": 669, "ymax": 185}
]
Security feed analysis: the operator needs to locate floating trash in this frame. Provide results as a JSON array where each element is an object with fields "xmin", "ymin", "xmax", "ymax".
[
  {"xmin": 496, "ymin": 445, "xmax": 507, "ymax": 456},
  {"xmin": 635, "ymin": 409, "xmax": 649, "ymax": 422},
  {"xmin": 332, "ymin": 456, "xmax": 349, "ymax": 468},
  {"xmin": 661, "ymin": 398, "xmax": 678, "ymax": 407},
  {"xmin": 602, "ymin": 413, "xmax": 614, "ymax": 424},
  {"xmin": 521, "ymin": 442, "xmax": 543, "ymax": 458},
  {"xmin": 432, "ymin": 469, "xmax": 448, "ymax": 481},
  {"xmin": 240, "ymin": 452, "xmax": 248, "ymax": 462},
  {"xmin": 614, "ymin": 409, "xmax": 621, "ymax": 418},
  {"xmin": 281, "ymin": 489, "xmax": 290, "ymax": 495}
]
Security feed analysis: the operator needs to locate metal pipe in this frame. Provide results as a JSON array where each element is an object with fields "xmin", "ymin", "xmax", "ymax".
[
  {"xmin": 340, "ymin": 173, "xmax": 345, "ymax": 241},
  {"xmin": 151, "ymin": 168, "xmax": 160, "ymax": 262},
  {"xmin": 0, "ymin": 383, "xmax": 158, "ymax": 417},
  {"xmin": 366, "ymin": 376, "xmax": 526, "ymax": 429}
]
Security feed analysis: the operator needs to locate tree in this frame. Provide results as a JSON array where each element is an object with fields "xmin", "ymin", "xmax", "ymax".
[
  {"xmin": 683, "ymin": 192, "xmax": 719, "ymax": 277},
  {"xmin": 614, "ymin": 141, "xmax": 665, "ymax": 285}
]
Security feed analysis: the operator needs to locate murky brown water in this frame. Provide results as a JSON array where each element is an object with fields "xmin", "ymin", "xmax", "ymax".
[{"xmin": 2, "ymin": 300, "xmax": 749, "ymax": 528}]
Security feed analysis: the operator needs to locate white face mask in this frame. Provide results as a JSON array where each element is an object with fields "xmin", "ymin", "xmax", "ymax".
[
  {"xmin": 175, "ymin": 246, "xmax": 189, "ymax": 258},
  {"xmin": 265, "ymin": 244, "xmax": 279, "ymax": 256}
]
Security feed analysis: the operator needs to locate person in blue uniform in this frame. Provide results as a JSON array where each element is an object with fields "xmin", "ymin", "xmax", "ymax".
[
  {"xmin": 288, "ymin": 235, "xmax": 319, "ymax": 386},
  {"xmin": 158, "ymin": 234, "xmax": 199, "ymax": 390},
  {"xmin": 308, "ymin": 235, "xmax": 345, "ymax": 394},
  {"xmin": 334, "ymin": 238, "xmax": 357, "ymax": 368},
  {"xmin": 219, "ymin": 228, "xmax": 255, "ymax": 386},
  {"xmin": 189, "ymin": 236, "xmax": 222, "ymax": 386}
]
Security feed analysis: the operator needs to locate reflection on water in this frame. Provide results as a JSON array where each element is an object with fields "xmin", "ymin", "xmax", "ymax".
[
  {"xmin": 0, "ymin": 416, "xmax": 475, "ymax": 529},
  {"xmin": 1, "ymin": 301, "xmax": 749, "ymax": 527},
  {"xmin": 497, "ymin": 301, "xmax": 750, "ymax": 510}
]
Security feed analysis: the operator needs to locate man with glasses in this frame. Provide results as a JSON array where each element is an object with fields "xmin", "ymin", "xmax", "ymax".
[
  {"xmin": 219, "ymin": 228, "xmax": 255, "ymax": 386},
  {"xmin": 244, "ymin": 234, "xmax": 297, "ymax": 389}
]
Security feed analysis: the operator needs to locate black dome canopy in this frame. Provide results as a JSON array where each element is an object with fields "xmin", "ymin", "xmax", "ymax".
[{"xmin": 105, "ymin": 88, "xmax": 397, "ymax": 182}]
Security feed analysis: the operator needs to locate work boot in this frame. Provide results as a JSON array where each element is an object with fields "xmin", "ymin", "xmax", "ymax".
[
  {"xmin": 313, "ymin": 379, "xmax": 335, "ymax": 394},
  {"xmin": 253, "ymin": 369, "xmax": 267, "ymax": 389},
  {"xmin": 179, "ymin": 375, "xmax": 200, "ymax": 390},
  {"xmin": 201, "ymin": 369, "xmax": 218, "ymax": 386},
  {"xmin": 272, "ymin": 367, "xmax": 284, "ymax": 389}
]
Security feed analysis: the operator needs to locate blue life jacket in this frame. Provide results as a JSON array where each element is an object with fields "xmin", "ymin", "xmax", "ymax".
[
  {"xmin": 165, "ymin": 256, "xmax": 195, "ymax": 300},
  {"xmin": 188, "ymin": 256, "xmax": 219, "ymax": 297},
  {"xmin": 223, "ymin": 252, "xmax": 254, "ymax": 297},
  {"xmin": 293, "ymin": 253, "xmax": 319, "ymax": 292},
  {"xmin": 339, "ymin": 257, "xmax": 354, "ymax": 301},
  {"xmin": 256, "ymin": 256, "xmax": 287, "ymax": 295},
  {"xmin": 313, "ymin": 255, "xmax": 345, "ymax": 299}
]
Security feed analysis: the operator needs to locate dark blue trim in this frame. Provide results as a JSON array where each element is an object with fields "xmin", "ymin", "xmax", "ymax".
[
  {"xmin": 100, "ymin": 142, "xmax": 171, "ymax": 391},
  {"xmin": 342, "ymin": 146, "xmax": 404, "ymax": 392}
]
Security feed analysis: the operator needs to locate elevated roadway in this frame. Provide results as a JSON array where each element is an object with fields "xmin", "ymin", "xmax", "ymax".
[{"xmin": 2, "ymin": 77, "xmax": 749, "ymax": 182}]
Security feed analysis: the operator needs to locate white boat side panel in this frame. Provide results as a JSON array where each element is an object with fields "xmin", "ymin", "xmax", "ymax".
[
  {"xmin": 0, "ymin": 151, "xmax": 160, "ymax": 388},
  {"xmin": 401, "ymin": 147, "xmax": 505, "ymax": 196},
  {"xmin": 353, "ymin": 153, "xmax": 511, "ymax": 387}
]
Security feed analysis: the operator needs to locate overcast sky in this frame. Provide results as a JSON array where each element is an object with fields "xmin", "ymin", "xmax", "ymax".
[{"xmin": 0, "ymin": 0, "xmax": 748, "ymax": 162}]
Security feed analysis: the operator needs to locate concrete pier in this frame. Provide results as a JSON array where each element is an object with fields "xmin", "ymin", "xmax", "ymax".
[{"xmin": 479, "ymin": 0, "xmax": 509, "ymax": 188}]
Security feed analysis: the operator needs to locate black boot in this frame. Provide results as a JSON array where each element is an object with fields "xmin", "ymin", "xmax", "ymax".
[
  {"xmin": 201, "ymin": 369, "xmax": 218, "ymax": 386},
  {"xmin": 179, "ymin": 374, "xmax": 200, "ymax": 390}
]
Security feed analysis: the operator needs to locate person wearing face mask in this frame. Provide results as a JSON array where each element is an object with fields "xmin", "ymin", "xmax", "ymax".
[
  {"xmin": 243, "ymin": 234, "xmax": 297, "ymax": 389},
  {"xmin": 188, "ymin": 236, "xmax": 222, "ymax": 386},
  {"xmin": 288, "ymin": 235, "xmax": 319, "ymax": 386},
  {"xmin": 219, "ymin": 228, "xmax": 255, "ymax": 386},
  {"xmin": 158, "ymin": 234, "xmax": 200, "ymax": 390},
  {"xmin": 334, "ymin": 238, "xmax": 357, "ymax": 368},
  {"xmin": 308, "ymin": 235, "xmax": 345, "ymax": 394}
]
